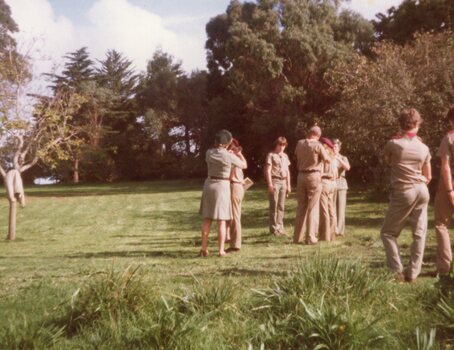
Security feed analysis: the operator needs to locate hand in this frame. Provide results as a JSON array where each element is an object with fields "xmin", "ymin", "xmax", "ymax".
[
  {"xmin": 449, "ymin": 191, "xmax": 454, "ymax": 207},
  {"xmin": 268, "ymin": 185, "xmax": 274, "ymax": 194}
]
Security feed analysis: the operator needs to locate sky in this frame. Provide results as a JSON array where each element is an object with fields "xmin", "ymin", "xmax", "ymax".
[{"xmin": 7, "ymin": 0, "xmax": 403, "ymax": 79}]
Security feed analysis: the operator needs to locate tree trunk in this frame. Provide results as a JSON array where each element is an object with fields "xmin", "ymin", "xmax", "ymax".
[
  {"xmin": 7, "ymin": 200, "xmax": 16, "ymax": 240},
  {"xmin": 185, "ymin": 126, "xmax": 191, "ymax": 156},
  {"xmin": 73, "ymin": 157, "xmax": 79, "ymax": 184}
]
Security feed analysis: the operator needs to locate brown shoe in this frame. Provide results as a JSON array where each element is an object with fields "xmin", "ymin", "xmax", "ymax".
[
  {"xmin": 405, "ymin": 276, "xmax": 416, "ymax": 283},
  {"xmin": 428, "ymin": 270, "xmax": 439, "ymax": 278},
  {"xmin": 395, "ymin": 273, "xmax": 405, "ymax": 283}
]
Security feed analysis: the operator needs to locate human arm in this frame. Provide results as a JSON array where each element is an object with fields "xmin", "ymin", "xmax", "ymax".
[
  {"xmin": 441, "ymin": 158, "xmax": 454, "ymax": 205},
  {"xmin": 383, "ymin": 142, "xmax": 392, "ymax": 166},
  {"xmin": 337, "ymin": 156, "xmax": 351, "ymax": 171},
  {"xmin": 286, "ymin": 170, "xmax": 291, "ymax": 195},
  {"xmin": 265, "ymin": 153, "xmax": 274, "ymax": 194},
  {"xmin": 230, "ymin": 151, "xmax": 247, "ymax": 170},
  {"xmin": 422, "ymin": 162, "xmax": 432, "ymax": 185}
]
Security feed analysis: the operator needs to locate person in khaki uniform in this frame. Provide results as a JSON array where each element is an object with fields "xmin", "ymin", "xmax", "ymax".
[
  {"xmin": 319, "ymin": 138, "xmax": 338, "ymax": 242},
  {"xmin": 332, "ymin": 139, "xmax": 351, "ymax": 236},
  {"xmin": 434, "ymin": 107, "xmax": 454, "ymax": 275},
  {"xmin": 381, "ymin": 109, "xmax": 431, "ymax": 283},
  {"xmin": 226, "ymin": 139, "xmax": 245, "ymax": 252},
  {"xmin": 265, "ymin": 137, "xmax": 291, "ymax": 236},
  {"xmin": 293, "ymin": 126, "xmax": 331, "ymax": 245},
  {"xmin": 200, "ymin": 130, "xmax": 247, "ymax": 257}
]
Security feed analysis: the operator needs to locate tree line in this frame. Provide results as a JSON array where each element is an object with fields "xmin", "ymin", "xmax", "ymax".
[{"xmin": 1, "ymin": 0, "xmax": 453, "ymax": 184}]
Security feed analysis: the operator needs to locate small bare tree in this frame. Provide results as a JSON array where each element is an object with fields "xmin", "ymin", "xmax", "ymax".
[{"xmin": 0, "ymin": 48, "xmax": 83, "ymax": 240}]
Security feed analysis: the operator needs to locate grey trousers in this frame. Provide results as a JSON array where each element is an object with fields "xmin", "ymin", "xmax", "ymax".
[
  {"xmin": 380, "ymin": 183, "xmax": 429, "ymax": 279},
  {"xmin": 269, "ymin": 179, "xmax": 287, "ymax": 234},
  {"xmin": 335, "ymin": 189, "xmax": 347, "ymax": 235}
]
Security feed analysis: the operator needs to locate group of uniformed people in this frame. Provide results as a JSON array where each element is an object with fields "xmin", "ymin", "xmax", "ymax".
[
  {"xmin": 198, "ymin": 108, "xmax": 454, "ymax": 282},
  {"xmin": 263, "ymin": 131, "xmax": 350, "ymax": 244}
]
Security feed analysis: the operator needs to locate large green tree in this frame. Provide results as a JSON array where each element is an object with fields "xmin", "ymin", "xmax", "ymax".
[
  {"xmin": 327, "ymin": 32, "xmax": 454, "ymax": 184},
  {"xmin": 205, "ymin": 0, "xmax": 374, "ymax": 174},
  {"xmin": 374, "ymin": 0, "xmax": 454, "ymax": 44},
  {"xmin": 95, "ymin": 50, "xmax": 139, "ymax": 180}
]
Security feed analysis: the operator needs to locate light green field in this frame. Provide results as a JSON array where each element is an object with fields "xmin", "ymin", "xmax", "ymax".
[{"xmin": 0, "ymin": 181, "xmax": 452, "ymax": 349}]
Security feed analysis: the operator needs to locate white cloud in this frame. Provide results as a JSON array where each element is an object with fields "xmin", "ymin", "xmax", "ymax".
[
  {"xmin": 345, "ymin": 0, "xmax": 403, "ymax": 20},
  {"xmin": 8, "ymin": 0, "xmax": 207, "ymax": 87}
]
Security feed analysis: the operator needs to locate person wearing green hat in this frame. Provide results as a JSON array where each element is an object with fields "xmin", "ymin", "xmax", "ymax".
[{"xmin": 199, "ymin": 130, "xmax": 247, "ymax": 257}]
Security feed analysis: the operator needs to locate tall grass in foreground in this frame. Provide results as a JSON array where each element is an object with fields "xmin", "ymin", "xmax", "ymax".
[
  {"xmin": 1, "ymin": 257, "xmax": 452, "ymax": 349},
  {"xmin": 250, "ymin": 257, "xmax": 394, "ymax": 349}
]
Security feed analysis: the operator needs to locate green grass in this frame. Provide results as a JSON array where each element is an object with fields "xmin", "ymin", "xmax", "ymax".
[{"xmin": 0, "ymin": 180, "xmax": 452, "ymax": 349}]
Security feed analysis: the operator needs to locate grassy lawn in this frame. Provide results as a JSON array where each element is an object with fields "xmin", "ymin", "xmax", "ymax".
[{"xmin": 0, "ymin": 181, "xmax": 452, "ymax": 349}]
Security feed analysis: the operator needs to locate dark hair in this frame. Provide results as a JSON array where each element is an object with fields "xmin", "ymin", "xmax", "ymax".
[
  {"xmin": 274, "ymin": 136, "xmax": 288, "ymax": 148},
  {"xmin": 399, "ymin": 109, "xmax": 422, "ymax": 131},
  {"xmin": 446, "ymin": 107, "xmax": 454, "ymax": 123}
]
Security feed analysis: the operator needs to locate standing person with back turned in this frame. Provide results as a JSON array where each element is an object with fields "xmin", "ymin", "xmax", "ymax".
[
  {"xmin": 434, "ymin": 107, "xmax": 454, "ymax": 276},
  {"xmin": 265, "ymin": 137, "xmax": 291, "ymax": 236},
  {"xmin": 319, "ymin": 138, "xmax": 338, "ymax": 242},
  {"xmin": 293, "ymin": 126, "xmax": 331, "ymax": 245},
  {"xmin": 381, "ymin": 109, "xmax": 431, "ymax": 283},
  {"xmin": 333, "ymin": 139, "xmax": 351, "ymax": 236},
  {"xmin": 199, "ymin": 130, "xmax": 247, "ymax": 257},
  {"xmin": 226, "ymin": 139, "xmax": 245, "ymax": 252}
]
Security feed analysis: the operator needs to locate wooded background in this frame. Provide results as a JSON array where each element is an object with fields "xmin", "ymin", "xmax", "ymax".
[{"xmin": 1, "ymin": 0, "xmax": 453, "ymax": 184}]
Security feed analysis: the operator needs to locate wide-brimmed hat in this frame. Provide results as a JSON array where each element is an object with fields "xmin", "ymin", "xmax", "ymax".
[
  {"xmin": 215, "ymin": 129, "xmax": 233, "ymax": 145},
  {"xmin": 320, "ymin": 137, "xmax": 334, "ymax": 150}
]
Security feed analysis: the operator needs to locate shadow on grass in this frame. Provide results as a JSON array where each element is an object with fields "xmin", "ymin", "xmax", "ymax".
[
  {"xmin": 66, "ymin": 249, "xmax": 198, "ymax": 260},
  {"xmin": 219, "ymin": 267, "xmax": 287, "ymax": 277},
  {"xmin": 25, "ymin": 180, "xmax": 204, "ymax": 198}
]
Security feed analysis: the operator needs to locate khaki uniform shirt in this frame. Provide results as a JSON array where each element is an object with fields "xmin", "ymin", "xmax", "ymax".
[
  {"xmin": 206, "ymin": 148, "xmax": 245, "ymax": 178},
  {"xmin": 322, "ymin": 158, "xmax": 338, "ymax": 180},
  {"xmin": 294, "ymin": 139, "xmax": 330, "ymax": 172},
  {"xmin": 266, "ymin": 152, "xmax": 291, "ymax": 179},
  {"xmin": 437, "ymin": 131, "xmax": 454, "ymax": 174},
  {"xmin": 231, "ymin": 156, "xmax": 245, "ymax": 183},
  {"xmin": 384, "ymin": 134, "xmax": 431, "ymax": 188},
  {"xmin": 334, "ymin": 155, "xmax": 350, "ymax": 190}
]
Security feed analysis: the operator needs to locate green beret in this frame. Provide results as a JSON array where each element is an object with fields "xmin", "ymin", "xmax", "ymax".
[{"xmin": 215, "ymin": 129, "xmax": 232, "ymax": 145}]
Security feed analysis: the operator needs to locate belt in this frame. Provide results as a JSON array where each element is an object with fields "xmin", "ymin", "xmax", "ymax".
[
  {"xmin": 272, "ymin": 176, "xmax": 286, "ymax": 180},
  {"xmin": 210, "ymin": 176, "xmax": 230, "ymax": 181},
  {"xmin": 299, "ymin": 170, "xmax": 320, "ymax": 174},
  {"xmin": 231, "ymin": 181, "xmax": 243, "ymax": 184},
  {"xmin": 322, "ymin": 176, "xmax": 333, "ymax": 180}
]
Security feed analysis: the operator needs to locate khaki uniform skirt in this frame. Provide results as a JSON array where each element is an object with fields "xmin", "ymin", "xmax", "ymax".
[{"xmin": 200, "ymin": 179, "xmax": 232, "ymax": 220}]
